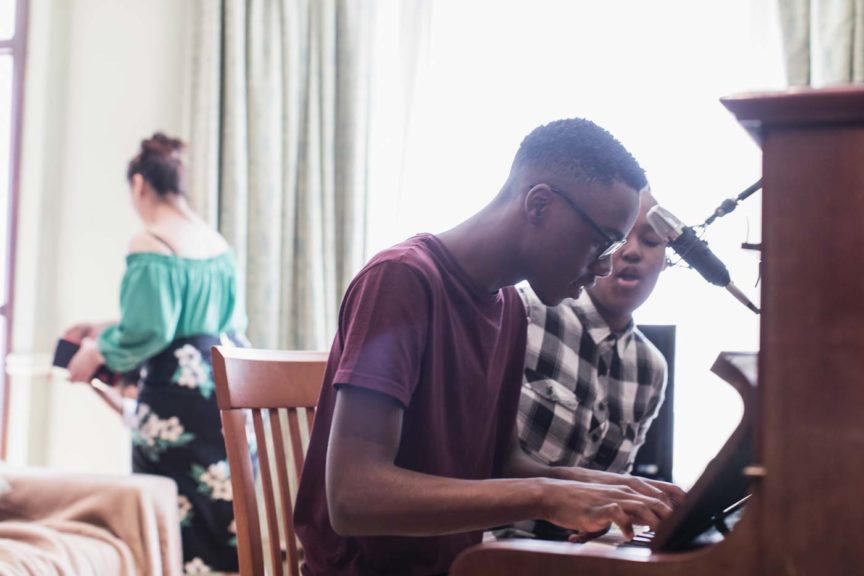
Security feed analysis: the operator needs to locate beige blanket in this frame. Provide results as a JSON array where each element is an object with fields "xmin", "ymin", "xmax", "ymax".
[{"xmin": 0, "ymin": 466, "xmax": 182, "ymax": 575}]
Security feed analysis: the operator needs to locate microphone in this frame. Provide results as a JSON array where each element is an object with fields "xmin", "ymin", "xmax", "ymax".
[{"xmin": 646, "ymin": 205, "xmax": 760, "ymax": 314}]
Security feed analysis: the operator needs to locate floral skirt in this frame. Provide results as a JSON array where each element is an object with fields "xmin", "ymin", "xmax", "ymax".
[{"xmin": 131, "ymin": 334, "xmax": 246, "ymax": 574}]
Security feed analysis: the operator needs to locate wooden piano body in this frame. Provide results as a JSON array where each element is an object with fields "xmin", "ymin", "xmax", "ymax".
[{"xmin": 451, "ymin": 87, "xmax": 864, "ymax": 575}]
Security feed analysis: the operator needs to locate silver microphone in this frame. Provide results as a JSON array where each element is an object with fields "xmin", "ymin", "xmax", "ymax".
[{"xmin": 647, "ymin": 205, "xmax": 760, "ymax": 314}]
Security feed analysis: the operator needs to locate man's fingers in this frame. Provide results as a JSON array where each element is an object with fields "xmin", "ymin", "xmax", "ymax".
[
  {"xmin": 658, "ymin": 482, "xmax": 687, "ymax": 505},
  {"xmin": 618, "ymin": 499, "xmax": 665, "ymax": 529},
  {"xmin": 640, "ymin": 480, "xmax": 686, "ymax": 509},
  {"xmin": 567, "ymin": 524, "xmax": 612, "ymax": 543},
  {"xmin": 643, "ymin": 493, "xmax": 673, "ymax": 519},
  {"xmin": 588, "ymin": 497, "xmax": 667, "ymax": 536},
  {"xmin": 551, "ymin": 479, "xmax": 678, "ymax": 538},
  {"xmin": 607, "ymin": 485, "xmax": 674, "ymax": 519},
  {"xmin": 591, "ymin": 503, "xmax": 633, "ymax": 540},
  {"xmin": 626, "ymin": 477, "xmax": 666, "ymax": 498}
]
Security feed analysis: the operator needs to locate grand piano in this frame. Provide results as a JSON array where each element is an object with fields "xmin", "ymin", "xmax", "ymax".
[{"xmin": 451, "ymin": 87, "xmax": 864, "ymax": 575}]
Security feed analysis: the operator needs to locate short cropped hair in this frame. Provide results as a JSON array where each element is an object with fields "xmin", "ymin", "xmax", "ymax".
[{"xmin": 513, "ymin": 118, "xmax": 647, "ymax": 192}]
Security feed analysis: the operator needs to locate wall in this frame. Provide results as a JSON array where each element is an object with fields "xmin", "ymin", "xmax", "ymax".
[{"xmin": 8, "ymin": 0, "xmax": 191, "ymax": 472}]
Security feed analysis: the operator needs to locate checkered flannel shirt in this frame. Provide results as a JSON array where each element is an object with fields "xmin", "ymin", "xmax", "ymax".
[{"xmin": 517, "ymin": 287, "xmax": 667, "ymax": 473}]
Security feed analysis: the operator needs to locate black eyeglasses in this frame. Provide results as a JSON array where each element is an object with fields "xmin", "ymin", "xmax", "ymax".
[{"xmin": 542, "ymin": 184, "xmax": 627, "ymax": 260}]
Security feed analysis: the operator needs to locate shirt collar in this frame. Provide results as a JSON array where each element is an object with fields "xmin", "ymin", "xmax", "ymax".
[{"xmin": 571, "ymin": 291, "xmax": 635, "ymax": 348}]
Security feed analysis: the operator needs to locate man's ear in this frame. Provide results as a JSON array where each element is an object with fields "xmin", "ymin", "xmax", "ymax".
[{"xmin": 524, "ymin": 184, "xmax": 552, "ymax": 225}]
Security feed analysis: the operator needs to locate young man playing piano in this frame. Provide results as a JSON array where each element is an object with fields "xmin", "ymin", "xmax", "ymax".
[
  {"xmin": 504, "ymin": 187, "xmax": 677, "ymax": 541},
  {"xmin": 294, "ymin": 119, "xmax": 685, "ymax": 576}
]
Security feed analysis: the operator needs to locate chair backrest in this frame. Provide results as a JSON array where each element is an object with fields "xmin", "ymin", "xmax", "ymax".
[{"xmin": 211, "ymin": 346, "xmax": 328, "ymax": 576}]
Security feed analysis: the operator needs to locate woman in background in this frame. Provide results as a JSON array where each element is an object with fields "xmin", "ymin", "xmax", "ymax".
[{"xmin": 67, "ymin": 133, "xmax": 247, "ymax": 574}]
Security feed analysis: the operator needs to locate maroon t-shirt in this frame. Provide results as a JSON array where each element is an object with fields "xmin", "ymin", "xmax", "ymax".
[{"xmin": 295, "ymin": 234, "xmax": 527, "ymax": 576}]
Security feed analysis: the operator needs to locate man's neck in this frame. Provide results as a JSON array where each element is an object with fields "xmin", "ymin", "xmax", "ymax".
[{"xmin": 437, "ymin": 203, "xmax": 524, "ymax": 295}]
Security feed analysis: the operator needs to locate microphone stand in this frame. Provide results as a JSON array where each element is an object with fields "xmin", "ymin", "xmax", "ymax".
[{"xmin": 702, "ymin": 179, "xmax": 762, "ymax": 227}]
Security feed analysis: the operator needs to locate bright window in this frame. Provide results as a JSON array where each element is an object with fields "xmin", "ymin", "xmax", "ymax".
[
  {"xmin": 368, "ymin": 0, "xmax": 785, "ymax": 487},
  {"xmin": 0, "ymin": 0, "xmax": 15, "ymax": 41},
  {"xmin": 0, "ymin": 0, "xmax": 25, "ymax": 457},
  {"xmin": 0, "ymin": 56, "xmax": 11, "ymax": 300}
]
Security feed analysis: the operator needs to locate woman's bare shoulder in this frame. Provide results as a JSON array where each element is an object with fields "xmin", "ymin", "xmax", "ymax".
[{"xmin": 127, "ymin": 231, "xmax": 173, "ymax": 255}]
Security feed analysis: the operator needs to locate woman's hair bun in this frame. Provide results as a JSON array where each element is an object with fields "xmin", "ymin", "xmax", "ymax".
[
  {"xmin": 127, "ymin": 132, "xmax": 187, "ymax": 197},
  {"xmin": 140, "ymin": 132, "xmax": 185, "ymax": 157}
]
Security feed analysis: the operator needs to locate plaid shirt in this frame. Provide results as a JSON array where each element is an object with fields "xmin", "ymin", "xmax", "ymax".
[{"xmin": 517, "ymin": 287, "xmax": 667, "ymax": 473}]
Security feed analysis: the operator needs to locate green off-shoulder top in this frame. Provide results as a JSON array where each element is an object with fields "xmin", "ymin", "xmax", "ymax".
[{"xmin": 98, "ymin": 251, "xmax": 247, "ymax": 373}]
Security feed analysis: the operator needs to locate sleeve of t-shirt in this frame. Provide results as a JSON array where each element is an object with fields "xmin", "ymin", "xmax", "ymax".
[{"xmin": 332, "ymin": 260, "xmax": 429, "ymax": 408}]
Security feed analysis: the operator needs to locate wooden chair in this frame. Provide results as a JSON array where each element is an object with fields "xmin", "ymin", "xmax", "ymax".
[{"xmin": 211, "ymin": 346, "xmax": 328, "ymax": 576}]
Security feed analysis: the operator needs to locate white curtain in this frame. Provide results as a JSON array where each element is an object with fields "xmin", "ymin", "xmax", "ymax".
[
  {"xmin": 779, "ymin": 0, "xmax": 864, "ymax": 85},
  {"xmin": 185, "ymin": 0, "xmax": 375, "ymax": 349}
]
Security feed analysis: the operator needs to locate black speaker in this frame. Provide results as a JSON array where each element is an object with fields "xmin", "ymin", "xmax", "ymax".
[{"xmin": 631, "ymin": 325, "xmax": 675, "ymax": 483}]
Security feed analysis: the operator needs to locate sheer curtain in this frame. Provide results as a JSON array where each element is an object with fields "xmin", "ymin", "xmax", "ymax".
[
  {"xmin": 366, "ymin": 0, "xmax": 786, "ymax": 487},
  {"xmin": 779, "ymin": 0, "xmax": 864, "ymax": 86},
  {"xmin": 185, "ymin": 0, "xmax": 374, "ymax": 350}
]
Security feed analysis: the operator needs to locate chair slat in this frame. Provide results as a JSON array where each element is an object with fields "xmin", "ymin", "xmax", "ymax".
[
  {"xmin": 269, "ymin": 409, "xmax": 301, "ymax": 576},
  {"xmin": 221, "ymin": 410, "xmax": 264, "ymax": 576},
  {"xmin": 253, "ymin": 410, "xmax": 285, "ymax": 576},
  {"xmin": 286, "ymin": 409, "xmax": 306, "ymax": 482}
]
